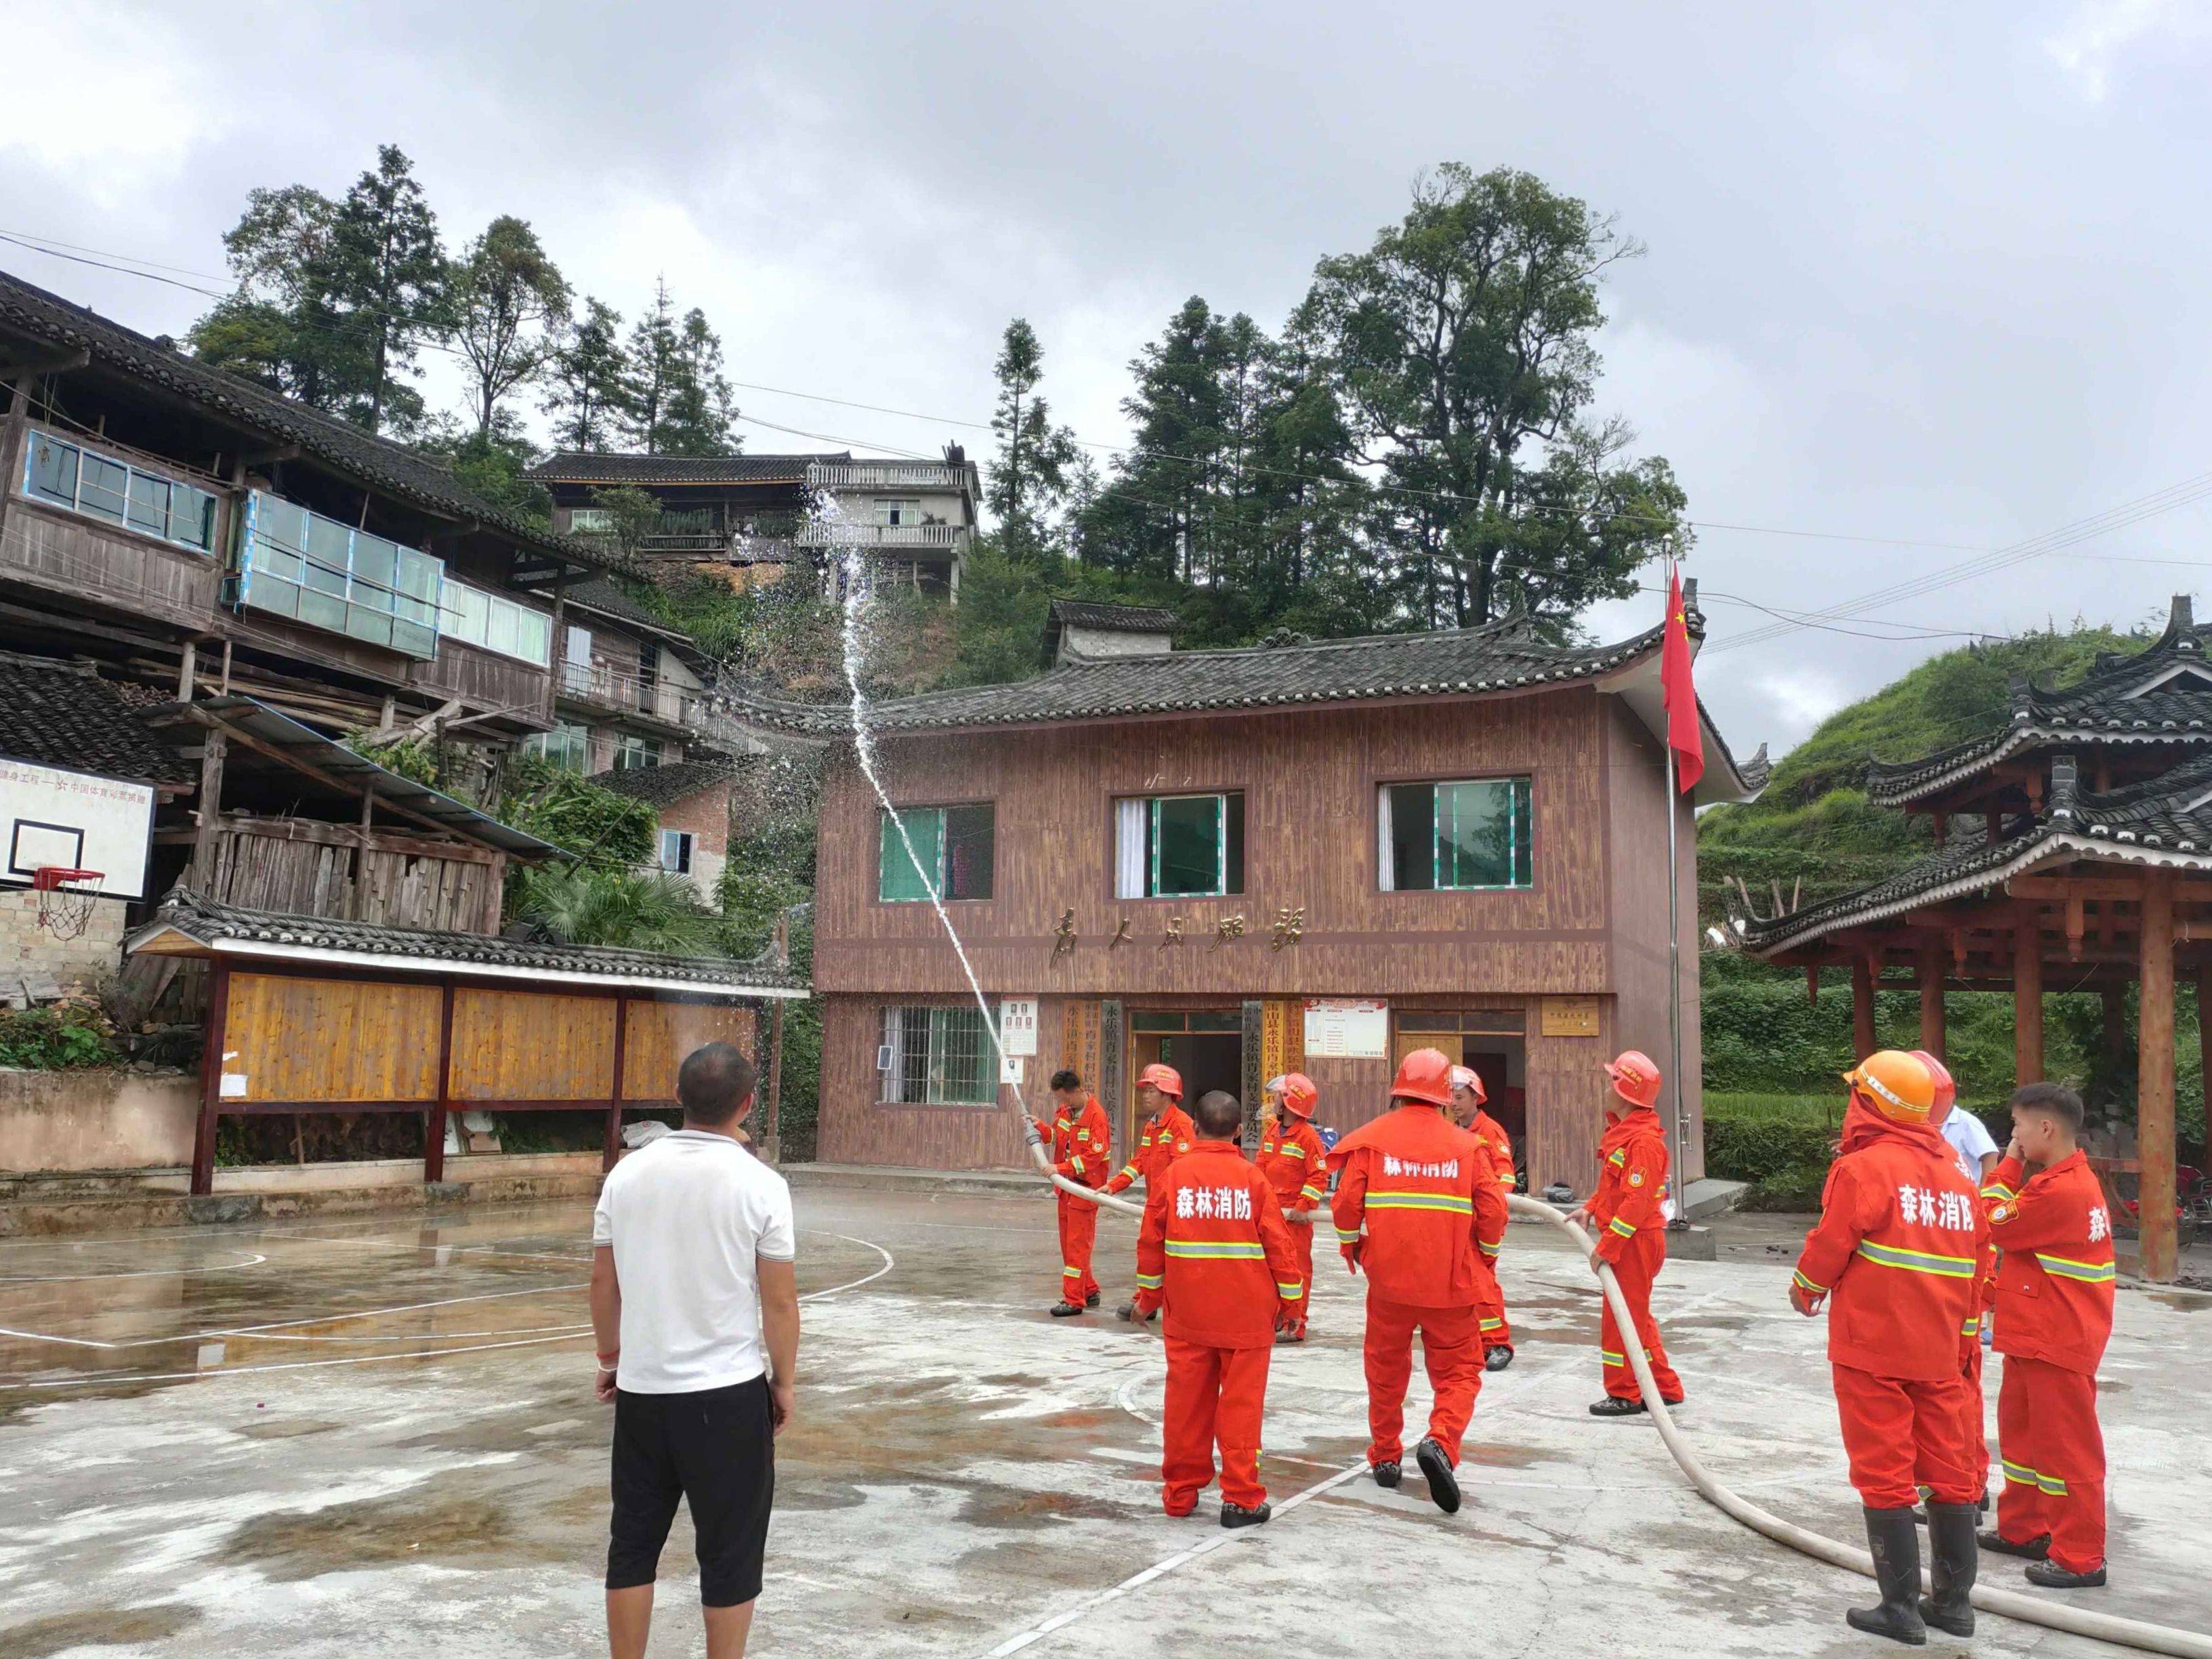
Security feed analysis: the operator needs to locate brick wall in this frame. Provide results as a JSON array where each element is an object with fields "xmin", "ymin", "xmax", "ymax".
[
  {"xmin": 0, "ymin": 889, "xmax": 127, "ymax": 994},
  {"xmin": 657, "ymin": 782, "xmax": 734, "ymax": 899}
]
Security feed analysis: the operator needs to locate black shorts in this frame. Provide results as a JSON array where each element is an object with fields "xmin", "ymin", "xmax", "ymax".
[{"xmin": 607, "ymin": 1375, "xmax": 776, "ymax": 1607}]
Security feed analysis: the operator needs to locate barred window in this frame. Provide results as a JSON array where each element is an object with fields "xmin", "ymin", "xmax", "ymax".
[{"xmin": 878, "ymin": 1004, "xmax": 997, "ymax": 1104}]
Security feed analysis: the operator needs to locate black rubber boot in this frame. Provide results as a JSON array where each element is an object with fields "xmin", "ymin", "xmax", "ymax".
[
  {"xmin": 1919, "ymin": 1502, "xmax": 1978, "ymax": 1636},
  {"xmin": 2025, "ymin": 1559, "xmax": 2106, "ymax": 1589},
  {"xmin": 1414, "ymin": 1437, "xmax": 1461, "ymax": 1515},
  {"xmin": 1588, "ymin": 1395, "xmax": 1646, "ymax": 1418},
  {"xmin": 1484, "ymin": 1345, "xmax": 1514, "ymax": 1372},
  {"xmin": 1372, "ymin": 1460, "xmax": 1400, "ymax": 1488},
  {"xmin": 1220, "ymin": 1500, "xmax": 1271, "ymax": 1530},
  {"xmin": 1085, "ymin": 1290, "xmax": 1100, "ymax": 1308},
  {"xmin": 1846, "ymin": 1506, "xmax": 1928, "ymax": 1645},
  {"xmin": 1049, "ymin": 1301, "xmax": 1085, "ymax": 1318},
  {"xmin": 1979, "ymin": 1528, "xmax": 2050, "ymax": 1559}
]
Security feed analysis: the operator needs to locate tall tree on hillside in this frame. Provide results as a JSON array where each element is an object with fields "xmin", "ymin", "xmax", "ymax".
[
  {"xmin": 1293, "ymin": 163, "xmax": 1683, "ymax": 629},
  {"xmin": 658, "ymin": 307, "xmax": 738, "ymax": 456},
  {"xmin": 328, "ymin": 145, "xmax": 446, "ymax": 435},
  {"xmin": 986, "ymin": 319, "xmax": 1077, "ymax": 559},
  {"xmin": 448, "ymin": 215, "xmax": 571, "ymax": 437},
  {"xmin": 624, "ymin": 280, "xmax": 681, "ymax": 454},
  {"xmin": 189, "ymin": 183, "xmax": 363, "ymax": 411},
  {"xmin": 541, "ymin": 298, "xmax": 633, "ymax": 452},
  {"xmin": 1085, "ymin": 297, "xmax": 1232, "ymax": 583}
]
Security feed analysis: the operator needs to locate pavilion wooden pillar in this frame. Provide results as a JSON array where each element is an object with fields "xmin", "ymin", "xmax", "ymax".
[
  {"xmin": 190, "ymin": 960, "xmax": 232, "ymax": 1198},
  {"xmin": 1850, "ymin": 956, "xmax": 1877, "ymax": 1059},
  {"xmin": 604, "ymin": 997, "xmax": 631, "ymax": 1174},
  {"xmin": 2138, "ymin": 871, "xmax": 2178, "ymax": 1282},
  {"xmin": 2014, "ymin": 914, "xmax": 2044, "ymax": 1086},
  {"xmin": 2200, "ymin": 963, "xmax": 2212, "ymax": 1165},
  {"xmin": 1917, "ymin": 939, "xmax": 1947, "ymax": 1062}
]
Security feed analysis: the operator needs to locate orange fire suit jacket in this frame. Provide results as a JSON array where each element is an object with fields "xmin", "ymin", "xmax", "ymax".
[
  {"xmin": 1132, "ymin": 1143, "xmax": 1306, "ymax": 1346},
  {"xmin": 1982, "ymin": 1150, "xmax": 2116, "ymax": 1376},
  {"xmin": 1792, "ymin": 1100, "xmax": 1987, "ymax": 1381},
  {"xmin": 1104, "ymin": 1103, "xmax": 1195, "ymax": 1195},
  {"xmin": 1034, "ymin": 1094, "xmax": 1111, "ymax": 1190},
  {"xmin": 1256, "ymin": 1117, "xmax": 1327, "ymax": 1213},
  {"xmin": 1589, "ymin": 1108, "xmax": 1671, "ymax": 1266},
  {"xmin": 1469, "ymin": 1109, "xmax": 1518, "ymax": 1195},
  {"xmin": 1328, "ymin": 1106, "xmax": 1507, "ymax": 1309}
]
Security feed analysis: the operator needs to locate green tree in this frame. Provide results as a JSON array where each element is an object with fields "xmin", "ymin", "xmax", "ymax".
[
  {"xmin": 1088, "ymin": 297, "xmax": 1232, "ymax": 582},
  {"xmin": 580, "ymin": 484, "xmax": 664, "ymax": 555},
  {"xmin": 541, "ymin": 297, "xmax": 633, "ymax": 452},
  {"xmin": 1293, "ymin": 163, "xmax": 1680, "ymax": 629},
  {"xmin": 986, "ymin": 318, "xmax": 1077, "ymax": 558},
  {"xmin": 625, "ymin": 279, "xmax": 681, "ymax": 453},
  {"xmin": 448, "ymin": 215, "xmax": 570, "ymax": 437},
  {"xmin": 188, "ymin": 182, "xmax": 361, "ymax": 411},
  {"xmin": 657, "ymin": 307, "xmax": 737, "ymax": 457},
  {"xmin": 411, "ymin": 415, "xmax": 551, "ymax": 526},
  {"xmin": 329, "ymin": 144, "xmax": 447, "ymax": 436}
]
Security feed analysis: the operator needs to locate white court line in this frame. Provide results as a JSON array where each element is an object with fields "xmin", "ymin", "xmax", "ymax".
[
  {"xmin": 0, "ymin": 1252, "xmax": 268, "ymax": 1284},
  {"xmin": 255, "ymin": 1226, "xmax": 591, "ymax": 1265},
  {"xmin": 797, "ymin": 1232, "xmax": 894, "ymax": 1301},
  {"xmin": 0, "ymin": 1326, "xmax": 119, "ymax": 1350},
  {"xmin": 0, "ymin": 1330, "xmax": 592, "ymax": 1388},
  {"xmin": 0, "ymin": 1281, "xmax": 591, "ymax": 1351}
]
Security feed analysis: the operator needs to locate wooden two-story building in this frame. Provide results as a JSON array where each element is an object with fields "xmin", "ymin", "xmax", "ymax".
[{"xmin": 730, "ymin": 600, "xmax": 1766, "ymax": 1192}]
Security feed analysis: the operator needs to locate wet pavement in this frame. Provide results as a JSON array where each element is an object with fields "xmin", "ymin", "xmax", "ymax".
[{"xmin": 1, "ymin": 1190, "xmax": 2206, "ymax": 1656}]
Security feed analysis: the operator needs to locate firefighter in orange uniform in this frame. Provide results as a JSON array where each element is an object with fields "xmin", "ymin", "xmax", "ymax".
[
  {"xmin": 1449, "ymin": 1065, "xmax": 1520, "ymax": 1372},
  {"xmin": 1131, "ymin": 1089, "xmax": 1306, "ymax": 1527},
  {"xmin": 1914, "ymin": 1049, "xmax": 1995, "ymax": 1520},
  {"xmin": 1577, "ymin": 1050, "xmax": 1686, "ymax": 1416},
  {"xmin": 1328, "ymin": 1048, "xmax": 1507, "ymax": 1515},
  {"xmin": 1791, "ymin": 1049, "xmax": 1988, "ymax": 1643},
  {"xmin": 1033, "ymin": 1068, "xmax": 1112, "ymax": 1317},
  {"xmin": 1109, "ymin": 1063, "xmax": 1195, "ymax": 1322},
  {"xmin": 1255, "ymin": 1072, "xmax": 1327, "ymax": 1343},
  {"xmin": 1979, "ymin": 1081, "xmax": 2116, "ymax": 1590}
]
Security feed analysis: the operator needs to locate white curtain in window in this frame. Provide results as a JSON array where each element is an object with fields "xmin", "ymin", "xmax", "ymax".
[
  {"xmin": 1376, "ymin": 786, "xmax": 1395, "ymax": 890},
  {"xmin": 879, "ymin": 1006, "xmax": 906, "ymax": 1102},
  {"xmin": 1114, "ymin": 798, "xmax": 1148, "ymax": 900}
]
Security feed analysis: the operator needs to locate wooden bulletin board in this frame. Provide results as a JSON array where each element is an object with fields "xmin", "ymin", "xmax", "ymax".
[{"xmin": 1541, "ymin": 995, "xmax": 1602, "ymax": 1038}]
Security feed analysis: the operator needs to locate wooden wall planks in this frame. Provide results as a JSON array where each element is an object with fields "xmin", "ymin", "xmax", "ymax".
[
  {"xmin": 222, "ymin": 973, "xmax": 442, "ymax": 1102},
  {"xmin": 623, "ymin": 1001, "xmax": 757, "ymax": 1101},
  {"xmin": 448, "ymin": 988, "xmax": 617, "ymax": 1101}
]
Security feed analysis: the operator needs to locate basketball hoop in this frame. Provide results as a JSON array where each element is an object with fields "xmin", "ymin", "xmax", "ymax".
[{"xmin": 33, "ymin": 867, "xmax": 104, "ymax": 942}]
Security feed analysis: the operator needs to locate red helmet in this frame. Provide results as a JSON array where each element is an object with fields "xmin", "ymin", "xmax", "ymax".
[
  {"xmin": 1447, "ymin": 1064, "xmax": 1486, "ymax": 1106},
  {"xmin": 1390, "ymin": 1047, "xmax": 1456, "ymax": 1109},
  {"xmin": 1266, "ymin": 1072, "xmax": 1318, "ymax": 1120},
  {"xmin": 1605, "ymin": 1050, "xmax": 1663, "ymax": 1110},
  {"xmin": 1135, "ymin": 1062, "xmax": 1184, "ymax": 1101},
  {"xmin": 1910, "ymin": 1049, "xmax": 1956, "ymax": 1121}
]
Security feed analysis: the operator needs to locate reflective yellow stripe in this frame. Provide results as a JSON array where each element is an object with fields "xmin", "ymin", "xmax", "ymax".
[
  {"xmin": 1336, "ymin": 1227, "xmax": 1362, "ymax": 1244},
  {"xmin": 1282, "ymin": 1144, "xmax": 1307, "ymax": 1160},
  {"xmin": 1607, "ymin": 1149, "xmax": 1626, "ymax": 1166},
  {"xmin": 1854, "ymin": 1240, "xmax": 1977, "ymax": 1278},
  {"xmin": 1479, "ymin": 1240, "xmax": 1501, "ymax": 1257},
  {"xmin": 1608, "ymin": 1217, "xmax": 1636, "ymax": 1238},
  {"xmin": 1070, "ymin": 1155, "xmax": 1085, "ymax": 1174},
  {"xmin": 1117, "ymin": 1164, "xmax": 1140, "ymax": 1181},
  {"xmin": 1600, "ymin": 1348, "xmax": 1627, "ymax": 1365},
  {"xmin": 1299, "ymin": 1185, "xmax": 1325, "ymax": 1203},
  {"xmin": 1165, "ymin": 1240, "xmax": 1266, "ymax": 1259},
  {"xmin": 2001, "ymin": 1459, "xmax": 2039, "ymax": 1487},
  {"xmin": 1062, "ymin": 1266, "xmax": 1081, "ymax": 1278},
  {"xmin": 1792, "ymin": 1269, "xmax": 1827, "ymax": 1295},
  {"xmin": 1366, "ymin": 1190, "xmax": 1474, "ymax": 1214},
  {"xmin": 2034, "ymin": 1252, "xmax": 2116, "ymax": 1284},
  {"xmin": 1134, "ymin": 1272, "xmax": 1163, "ymax": 1289},
  {"xmin": 1961, "ymin": 1316, "xmax": 1980, "ymax": 1335},
  {"xmin": 1496, "ymin": 1173, "xmax": 1516, "ymax": 1186},
  {"xmin": 1478, "ymin": 1317, "xmax": 1503, "ymax": 1332},
  {"xmin": 1982, "ymin": 1183, "xmax": 2018, "ymax": 1203},
  {"xmin": 2037, "ymin": 1473, "xmax": 2070, "ymax": 1496},
  {"xmin": 1276, "ymin": 1281, "xmax": 1305, "ymax": 1299}
]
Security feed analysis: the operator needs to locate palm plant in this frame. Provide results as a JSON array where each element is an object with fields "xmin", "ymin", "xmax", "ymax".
[{"xmin": 514, "ymin": 864, "xmax": 715, "ymax": 954}]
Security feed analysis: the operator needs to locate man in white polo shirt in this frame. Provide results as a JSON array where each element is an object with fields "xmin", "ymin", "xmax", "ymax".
[{"xmin": 590, "ymin": 1043, "xmax": 799, "ymax": 1659}]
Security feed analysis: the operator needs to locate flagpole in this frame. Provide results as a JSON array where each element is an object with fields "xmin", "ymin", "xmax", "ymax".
[{"xmin": 1665, "ymin": 723, "xmax": 1688, "ymax": 1229}]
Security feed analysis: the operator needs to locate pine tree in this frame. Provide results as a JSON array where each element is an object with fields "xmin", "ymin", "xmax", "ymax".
[
  {"xmin": 624, "ymin": 279, "xmax": 681, "ymax": 454},
  {"xmin": 657, "ymin": 308, "xmax": 738, "ymax": 457},
  {"xmin": 986, "ymin": 319, "xmax": 1076, "ymax": 560},
  {"xmin": 541, "ymin": 299, "xmax": 632, "ymax": 453},
  {"xmin": 448, "ymin": 216, "xmax": 570, "ymax": 437},
  {"xmin": 329, "ymin": 145, "xmax": 446, "ymax": 436}
]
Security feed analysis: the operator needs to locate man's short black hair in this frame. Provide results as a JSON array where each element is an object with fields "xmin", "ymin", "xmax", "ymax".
[
  {"xmin": 1193, "ymin": 1090, "xmax": 1243, "ymax": 1139},
  {"xmin": 1049, "ymin": 1068, "xmax": 1081, "ymax": 1093},
  {"xmin": 2009, "ymin": 1080, "xmax": 2085, "ymax": 1134},
  {"xmin": 678, "ymin": 1042, "xmax": 758, "ymax": 1126}
]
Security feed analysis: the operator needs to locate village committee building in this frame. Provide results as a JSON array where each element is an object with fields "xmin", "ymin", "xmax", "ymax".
[{"xmin": 731, "ymin": 599, "xmax": 1766, "ymax": 1192}]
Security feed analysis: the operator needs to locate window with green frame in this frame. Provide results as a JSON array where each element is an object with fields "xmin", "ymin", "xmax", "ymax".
[
  {"xmin": 1382, "ymin": 778, "xmax": 1532, "ymax": 891},
  {"xmin": 878, "ymin": 803, "xmax": 994, "ymax": 901},
  {"xmin": 880, "ymin": 1004, "xmax": 997, "ymax": 1104},
  {"xmin": 1113, "ymin": 792, "xmax": 1244, "ymax": 898}
]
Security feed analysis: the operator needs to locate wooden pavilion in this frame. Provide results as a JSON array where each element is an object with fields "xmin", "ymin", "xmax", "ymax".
[{"xmin": 1746, "ymin": 596, "xmax": 2212, "ymax": 1280}]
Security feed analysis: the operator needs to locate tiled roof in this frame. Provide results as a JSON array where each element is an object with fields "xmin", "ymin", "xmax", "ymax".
[
  {"xmin": 1865, "ymin": 596, "xmax": 2212, "ymax": 805},
  {"xmin": 587, "ymin": 759, "xmax": 738, "ymax": 807},
  {"xmin": 527, "ymin": 451, "xmax": 845, "ymax": 486},
  {"xmin": 1047, "ymin": 599, "xmax": 1180, "ymax": 634},
  {"xmin": 564, "ymin": 576, "xmax": 694, "ymax": 644},
  {"xmin": 133, "ymin": 889, "xmax": 807, "ymax": 996},
  {"xmin": 1747, "ymin": 751, "xmax": 2212, "ymax": 956},
  {"xmin": 722, "ymin": 614, "xmax": 1679, "ymax": 737},
  {"xmin": 0, "ymin": 652, "xmax": 192, "ymax": 785},
  {"xmin": 0, "ymin": 268, "xmax": 638, "ymax": 579}
]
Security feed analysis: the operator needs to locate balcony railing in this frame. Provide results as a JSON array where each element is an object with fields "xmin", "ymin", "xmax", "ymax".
[
  {"xmin": 807, "ymin": 460, "xmax": 974, "ymax": 492},
  {"xmin": 560, "ymin": 663, "xmax": 701, "ymax": 726},
  {"xmin": 794, "ymin": 521, "xmax": 966, "ymax": 549}
]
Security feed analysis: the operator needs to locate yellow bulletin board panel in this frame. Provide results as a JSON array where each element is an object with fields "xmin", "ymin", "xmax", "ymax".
[
  {"xmin": 449, "ymin": 988, "xmax": 617, "ymax": 1101},
  {"xmin": 220, "ymin": 973, "xmax": 443, "ymax": 1104},
  {"xmin": 1541, "ymin": 995, "xmax": 1602, "ymax": 1038},
  {"xmin": 1062, "ymin": 999, "xmax": 1102, "ymax": 1091},
  {"xmin": 622, "ymin": 1001, "xmax": 757, "ymax": 1102},
  {"xmin": 1260, "ymin": 998, "xmax": 1303, "ymax": 1081}
]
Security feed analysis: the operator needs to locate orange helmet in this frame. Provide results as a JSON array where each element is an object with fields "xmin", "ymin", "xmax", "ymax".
[
  {"xmin": 1843, "ymin": 1050, "xmax": 1936, "ymax": 1125},
  {"xmin": 1390, "ymin": 1047, "xmax": 1456, "ymax": 1109},
  {"xmin": 1604, "ymin": 1050, "xmax": 1663, "ymax": 1110},
  {"xmin": 1910, "ymin": 1049, "xmax": 1956, "ymax": 1122},
  {"xmin": 1446, "ymin": 1064, "xmax": 1486, "ymax": 1106},
  {"xmin": 1266, "ymin": 1072, "xmax": 1318, "ymax": 1120},
  {"xmin": 1135, "ymin": 1062, "xmax": 1183, "ymax": 1101}
]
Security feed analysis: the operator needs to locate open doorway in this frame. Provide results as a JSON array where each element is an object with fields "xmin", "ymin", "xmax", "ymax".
[
  {"xmin": 1127, "ymin": 1009, "xmax": 1243, "ymax": 1152},
  {"xmin": 1394, "ymin": 1009, "xmax": 1528, "ymax": 1185}
]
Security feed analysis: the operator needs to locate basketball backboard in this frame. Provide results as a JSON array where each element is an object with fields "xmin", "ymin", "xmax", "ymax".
[{"xmin": 0, "ymin": 757, "xmax": 156, "ymax": 901}]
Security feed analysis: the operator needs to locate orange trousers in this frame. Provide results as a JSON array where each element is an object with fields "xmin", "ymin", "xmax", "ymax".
[
  {"xmin": 1162, "ymin": 1337, "xmax": 1272, "ymax": 1513},
  {"xmin": 1474, "ymin": 1255, "xmax": 1513, "ymax": 1350},
  {"xmin": 1833, "ymin": 1362, "xmax": 1979, "ymax": 1509},
  {"xmin": 1285, "ymin": 1218, "xmax": 1314, "ymax": 1332},
  {"xmin": 1997, "ymin": 1355, "xmax": 2106, "ymax": 1572},
  {"xmin": 1363, "ymin": 1296, "xmax": 1482, "ymax": 1466},
  {"xmin": 1055, "ymin": 1194, "xmax": 1098, "ymax": 1305},
  {"xmin": 1600, "ymin": 1230, "xmax": 1682, "ymax": 1402},
  {"xmin": 1967, "ymin": 1339, "xmax": 1988, "ymax": 1498}
]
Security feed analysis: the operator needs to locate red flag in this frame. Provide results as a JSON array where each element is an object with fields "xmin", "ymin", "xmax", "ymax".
[{"xmin": 1661, "ymin": 567, "xmax": 1704, "ymax": 795}]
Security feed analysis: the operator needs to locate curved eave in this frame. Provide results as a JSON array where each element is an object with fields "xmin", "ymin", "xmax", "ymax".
[{"xmin": 1867, "ymin": 719, "xmax": 2212, "ymax": 807}]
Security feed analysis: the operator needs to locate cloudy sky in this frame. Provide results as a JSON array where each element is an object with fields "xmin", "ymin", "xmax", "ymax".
[{"xmin": 7, "ymin": 1, "xmax": 2211, "ymax": 760}]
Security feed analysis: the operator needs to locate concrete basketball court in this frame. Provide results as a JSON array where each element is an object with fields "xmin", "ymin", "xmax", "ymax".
[{"xmin": 1, "ymin": 1188, "xmax": 2206, "ymax": 1658}]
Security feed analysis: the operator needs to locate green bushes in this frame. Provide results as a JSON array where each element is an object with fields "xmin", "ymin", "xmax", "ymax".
[
  {"xmin": 0, "ymin": 1004, "xmax": 121, "ymax": 1069},
  {"xmin": 1704, "ymin": 1093, "xmax": 1840, "ymax": 1211},
  {"xmin": 497, "ymin": 754, "xmax": 656, "ymax": 868}
]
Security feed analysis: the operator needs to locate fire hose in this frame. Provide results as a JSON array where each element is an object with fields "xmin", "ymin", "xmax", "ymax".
[{"xmin": 1022, "ymin": 1131, "xmax": 2212, "ymax": 1658}]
